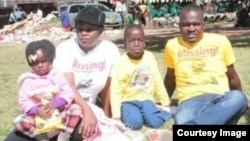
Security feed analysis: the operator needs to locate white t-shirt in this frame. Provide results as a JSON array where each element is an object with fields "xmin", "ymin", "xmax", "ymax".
[
  {"xmin": 115, "ymin": 2, "xmax": 127, "ymax": 13},
  {"xmin": 37, "ymin": 9, "xmax": 43, "ymax": 19},
  {"xmin": 53, "ymin": 38, "xmax": 120, "ymax": 103}
]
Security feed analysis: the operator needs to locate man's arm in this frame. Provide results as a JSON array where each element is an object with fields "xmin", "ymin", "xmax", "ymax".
[
  {"xmin": 164, "ymin": 68, "xmax": 176, "ymax": 99},
  {"xmin": 64, "ymin": 72, "xmax": 97, "ymax": 138},
  {"xmin": 226, "ymin": 64, "xmax": 242, "ymax": 91},
  {"xmin": 99, "ymin": 77, "xmax": 111, "ymax": 117}
]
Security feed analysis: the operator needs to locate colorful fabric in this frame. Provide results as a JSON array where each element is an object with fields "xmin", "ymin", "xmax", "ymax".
[
  {"xmin": 13, "ymin": 104, "xmax": 81, "ymax": 137},
  {"xmin": 85, "ymin": 102, "xmax": 129, "ymax": 141}
]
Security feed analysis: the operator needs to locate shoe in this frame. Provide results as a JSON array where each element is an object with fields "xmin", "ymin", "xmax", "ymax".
[{"xmin": 146, "ymin": 129, "xmax": 172, "ymax": 141}]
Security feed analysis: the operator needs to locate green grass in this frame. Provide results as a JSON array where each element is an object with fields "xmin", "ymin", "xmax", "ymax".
[
  {"xmin": 0, "ymin": 44, "xmax": 30, "ymax": 140},
  {"xmin": 1, "ymin": 31, "xmax": 250, "ymax": 140}
]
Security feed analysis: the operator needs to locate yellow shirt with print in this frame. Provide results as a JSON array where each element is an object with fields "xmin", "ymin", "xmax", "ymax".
[
  {"xmin": 164, "ymin": 33, "xmax": 236, "ymax": 103},
  {"xmin": 111, "ymin": 51, "xmax": 170, "ymax": 118}
]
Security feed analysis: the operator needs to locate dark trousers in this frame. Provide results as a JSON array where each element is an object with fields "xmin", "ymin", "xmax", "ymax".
[{"xmin": 118, "ymin": 11, "xmax": 125, "ymax": 27}]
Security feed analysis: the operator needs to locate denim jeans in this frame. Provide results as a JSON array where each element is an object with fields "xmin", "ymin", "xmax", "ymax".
[
  {"xmin": 174, "ymin": 90, "xmax": 248, "ymax": 125},
  {"xmin": 121, "ymin": 100, "xmax": 172, "ymax": 130}
]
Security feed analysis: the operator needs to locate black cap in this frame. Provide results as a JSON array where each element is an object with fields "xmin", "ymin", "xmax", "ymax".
[{"xmin": 75, "ymin": 6, "xmax": 105, "ymax": 26}]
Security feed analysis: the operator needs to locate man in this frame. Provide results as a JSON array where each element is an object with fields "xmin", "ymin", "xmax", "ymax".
[
  {"xmin": 137, "ymin": 4, "xmax": 149, "ymax": 26},
  {"xmin": 14, "ymin": 8, "xmax": 22, "ymax": 21},
  {"xmin": 164, "ymin": 4, "xmax": 248, "ymax": 125},
  {"xmin": 235, "ymin": 2, "xmax": 250, "ymax": 27}
]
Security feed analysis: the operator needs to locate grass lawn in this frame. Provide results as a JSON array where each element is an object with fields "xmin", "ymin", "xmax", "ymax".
[{"xmin": 1, "ymin": 29, "xmax": 250, "ymax": 140}]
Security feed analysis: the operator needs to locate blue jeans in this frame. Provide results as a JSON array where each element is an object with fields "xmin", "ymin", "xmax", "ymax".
[
  {"xmin": 121, "ymin": 100, "xmax": 172, "ymax": 130},
  {"xmin": 174, "ymin": 90, "xmax": 248, "ymax": 125}
]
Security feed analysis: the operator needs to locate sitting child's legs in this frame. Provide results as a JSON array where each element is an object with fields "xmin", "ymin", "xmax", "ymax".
[
  {"xmin": 58, "ymin": 104, "xmax": 81, "ymax": 141},
  {"xmin": 13, "ymin": 114, "xmax": 49, "ymax": 140},
  {"xmin": 121, "ymin": 102, "xmax": 143, "ymax": 130},
  {"xmin": 13, "ymin": 114, "xmax": 36, "ymax": 137},
  {"xmin": 141, "ymin": 100, "xmax": 171, "ymax": 128}
]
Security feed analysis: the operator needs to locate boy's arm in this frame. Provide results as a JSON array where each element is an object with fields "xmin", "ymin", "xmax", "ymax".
[
  {"xmin": 110, "ymin": 65, "xmax": 123, "ymax": 119},
  {"xmin": 99, "ymin": 77, "xmax": 111, "ymax": 117}
]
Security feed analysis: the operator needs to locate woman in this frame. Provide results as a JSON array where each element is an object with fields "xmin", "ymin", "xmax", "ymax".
[{"xmin": 4, "ymin": 6, "xmax": 120, "ymax": 141}]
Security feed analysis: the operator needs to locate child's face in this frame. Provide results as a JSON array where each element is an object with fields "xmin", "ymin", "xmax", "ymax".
[
  {"xmin": 125, "ymin": 28, "xmax": 145, "ymax": 59},
  {"xmin": 29, "ymin": 49, "xmax": 51, "ymax": 76}
]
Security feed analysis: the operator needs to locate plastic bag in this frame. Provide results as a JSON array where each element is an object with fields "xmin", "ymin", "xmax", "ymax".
[
  {"xmin": 30, "ymin": 86, "xmax": 65, "ymax": 135},
  {"xmin": 34, "ymin": 109, "xmax": 65, "ymax": 135}
]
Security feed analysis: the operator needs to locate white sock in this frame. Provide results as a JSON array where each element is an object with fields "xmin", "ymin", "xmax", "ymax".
[{"xmin": 57, "ymin": 131, "xmax": 71, "ymax": 141}]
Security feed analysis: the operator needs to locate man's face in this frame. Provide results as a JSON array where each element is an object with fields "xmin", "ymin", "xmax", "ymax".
[{"xmin": 179, "ymin": 10, "xmax": 205, "ymax": 43}]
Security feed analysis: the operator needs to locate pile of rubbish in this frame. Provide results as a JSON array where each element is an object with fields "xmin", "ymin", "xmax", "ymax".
[{"xmin": 0, "ymin": 13, "xmax": 74, "ymax": 44}]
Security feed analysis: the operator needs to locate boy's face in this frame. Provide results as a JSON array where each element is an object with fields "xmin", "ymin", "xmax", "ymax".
[{"xmin": 125, "ymin": 28, "xmax": 145, "ymax": 59}]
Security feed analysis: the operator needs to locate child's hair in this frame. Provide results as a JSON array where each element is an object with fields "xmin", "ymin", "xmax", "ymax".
[
  {"xmin": 25, "ymin": 39, "xmax": 55, "ymax": 66},
  {"xmin": 124, "ymin": 24, "xmax": 144, "ymax": 40}
]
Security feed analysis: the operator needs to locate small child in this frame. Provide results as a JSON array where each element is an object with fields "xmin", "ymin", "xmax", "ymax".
[
  {"xmin": 110, "ymin": 24, "xmax": 172, "ymax": 130},
  {"xmin": 13, "ymin": 39, "xmax": 81, "ymax": 141}
]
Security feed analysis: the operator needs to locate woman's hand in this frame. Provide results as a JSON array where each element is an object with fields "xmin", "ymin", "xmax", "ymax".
[
  {"xmin": 78, "ymin": 109, "xmax": 98, "ymax": 138},
  {"xmin": 63, "ymin": 72, "xmax": 98, "ymax": 138}
]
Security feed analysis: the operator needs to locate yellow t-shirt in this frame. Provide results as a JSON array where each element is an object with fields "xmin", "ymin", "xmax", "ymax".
[
  {"xmin": 111, "ymin": 51, "xmax": 170, "ymax": 118},
  {"xmin": 138, "ymin": 5, "xmax": 149, "ymax": 14},
  {"xmin": 164, "ymin": 33, "xmax": 235, "ymax": 103}
]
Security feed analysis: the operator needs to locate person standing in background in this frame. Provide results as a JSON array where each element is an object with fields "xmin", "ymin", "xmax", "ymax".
[
  {"xmin": 19, "ymin": 7, "xmax": 27, "ymax": 20},
  {"xmin": 136, "ymin": 4, "xmax": 149, "ymax": 26},
  {"xmin": 9, "ymin": 9, "xmax": 17, "ymax": 24},
  {"xmin": 115, "ymin": 0, "xmax": 127, "ymax": 28},
  {"xmin": 37, "ymin": 7, "xmax": 43, "ymax": 20},
  {"xmin": 60, "ymin": 6, "xmax": 71, "ymax": 32},
  {"xmin": 14, "ymin": 8, "xmax": 22, "ymax": 21}
]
